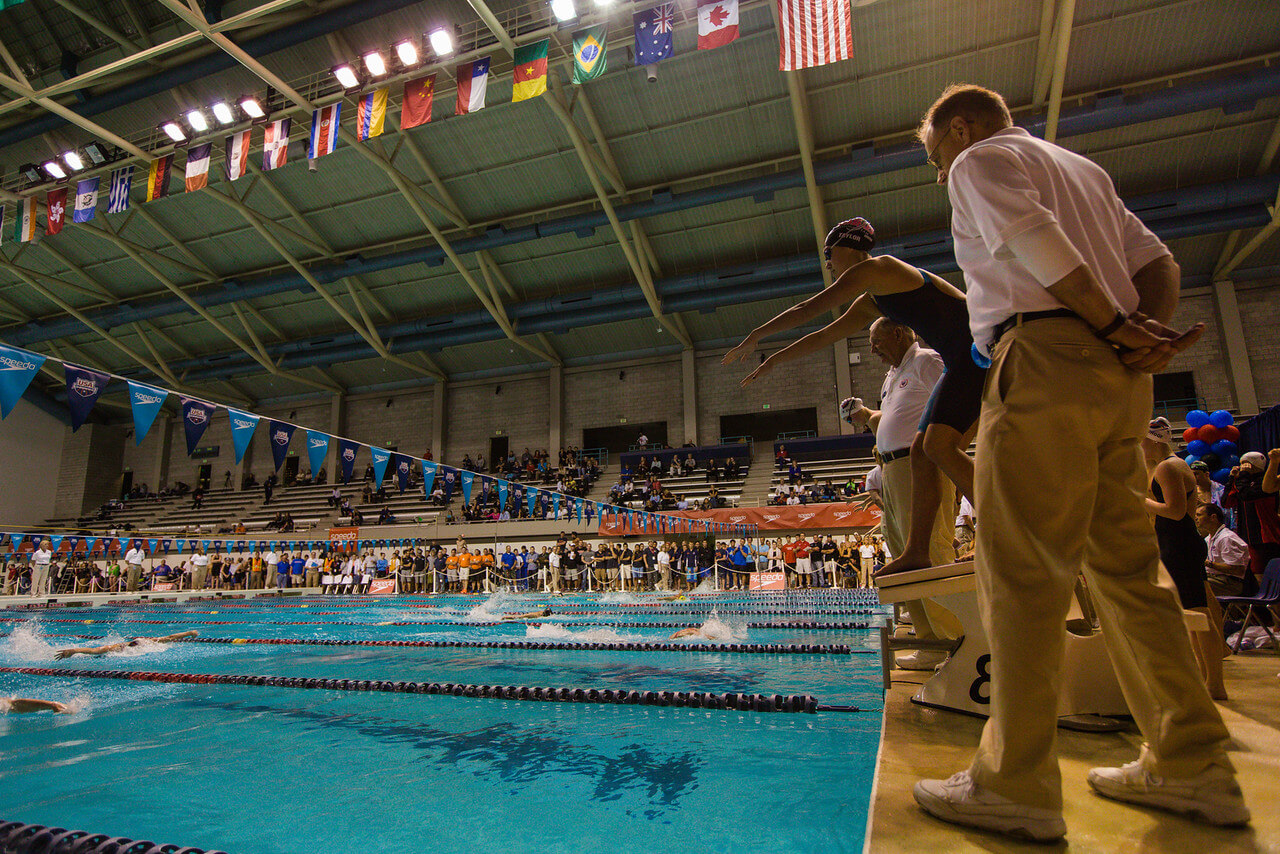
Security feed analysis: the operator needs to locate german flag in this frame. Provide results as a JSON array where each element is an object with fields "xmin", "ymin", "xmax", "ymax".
[{"xmin": 146, "ymin": 154, "xmax": 172, "ymax": 202}]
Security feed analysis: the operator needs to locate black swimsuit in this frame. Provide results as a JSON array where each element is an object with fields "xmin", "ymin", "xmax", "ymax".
[
  {"xmin": 1151, "ymin": 465, "xmax": 1208, "ymax": 609},
  {"xmin": 870, "ymin": 271, "xmax": 986, "ymax": 434}
]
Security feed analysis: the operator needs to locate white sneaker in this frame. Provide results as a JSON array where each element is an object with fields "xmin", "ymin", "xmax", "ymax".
[
  {"xmin": 913, "ymin": 771, "xmax": 1066, "ymax": 842},
  {"xmin": 895, "ymin": 649, "xmax": 948, "ymax": 671},
  {"xmin": 1087, "ymin": 751, "xmax": 1250, "ymax": 826}
]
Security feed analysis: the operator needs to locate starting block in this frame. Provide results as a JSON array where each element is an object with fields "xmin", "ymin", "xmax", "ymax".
[{"xmin": 875, "ymin": 562, "xmax": 1129, "ymax": 720}]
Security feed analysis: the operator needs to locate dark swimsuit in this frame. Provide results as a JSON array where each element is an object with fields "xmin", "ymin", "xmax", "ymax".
[
  {"xmin": 870, "ymin": 271, "xmax": 986, "ymax": 434},
  {"xmin": 1151, "ymin": 464, "xmax": 1208, "ymax": 609}
]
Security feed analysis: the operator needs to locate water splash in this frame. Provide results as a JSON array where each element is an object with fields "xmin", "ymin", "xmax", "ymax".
[
  {"xmin": 524, "ymin": 623, "xmax": 628, "ymax": 643},
  {"xmin": 466, "ymin": 591, "xmax": 525, "ymax": 622},
  {"xmin": 0, "ymin": 621, "xmax": 58, "ymax": 661},
  {"xmin": 683, "ymin": 608, "xmax": 748, "ymax": 642}
]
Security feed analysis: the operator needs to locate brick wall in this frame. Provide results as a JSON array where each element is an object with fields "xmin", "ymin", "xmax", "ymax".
[
  {"xmin": 695, "ymin": 347, "xmax": 840, "ymax": 444},
  {"xmin": 564, "ymin": 360, "xmax": 682, "ymax": 448},
  {"xmin": 446, "ymin": 376, "xmax": 547, "ymax": 466},
  {"xmin": 344, "ymin": 387, "xmax": 434, "ymax": 458},
  {"xmin": 1162, "ymin": 291, "xmax": 1233, "ymax": 410},
  {"xmin": 1237, "ymin": 281, "xmax": 1280, "ymax": 410}
]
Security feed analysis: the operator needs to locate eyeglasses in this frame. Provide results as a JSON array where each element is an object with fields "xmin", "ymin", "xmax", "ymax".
[{"xmin": 925, "ymin": 128, "xmax": 948, "ymax": 171}]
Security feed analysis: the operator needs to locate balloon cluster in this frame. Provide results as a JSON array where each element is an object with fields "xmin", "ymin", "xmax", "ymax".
[{"xmin": 1183, "ymin": 409, "xmax": 1238, "ymax": 484}]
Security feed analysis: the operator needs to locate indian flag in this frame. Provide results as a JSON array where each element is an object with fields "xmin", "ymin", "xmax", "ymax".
[{"xmin": 12, "ymin": 197, "xmax": 35, "ymax": 243}]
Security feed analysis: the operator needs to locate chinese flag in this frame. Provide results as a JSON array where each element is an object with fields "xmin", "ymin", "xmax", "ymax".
[{"xmin": 402, "ymin": 74, "xmax": 436, "ymax": 130}]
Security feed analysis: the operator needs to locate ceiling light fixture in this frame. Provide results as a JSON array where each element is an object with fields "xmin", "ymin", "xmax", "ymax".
[
  {"xmin": 211, "ymin": 102, "xmax": 235, "ymax": 124},
  {"xmin": 62, "ymin": 150, "xmax": 83, "ymax": 171},
  {"xmin": 162, "ymin": 121, "xmax": 186, "ymax": 141},
  {"xmin": 429, "ymin": 29, "xmax": 453, "ymax": 56},
  {"xmin": 551, "ymin": 0, "xmax": 577, "ymax": 21},
  {"xmin": 363, "ymin": 51, "xmax": 386, "ymax": 77},
  {"xmin": 239, "ymin": 96, "xmax": 265, "ymax": 118},
  {"xmin": 395, "ymin": 39, "xmax": 418, "ymax": 66},
  {"xmin": 333, "ymin": 64, "xmax": 360, "ymax": 89},
  {"xmin": 42, "ymin": 161, "xmax": 66, "ymax": 180},
  {"xmin": 186, "ymin": 109, "xmax": 208, "ymax": 132}
]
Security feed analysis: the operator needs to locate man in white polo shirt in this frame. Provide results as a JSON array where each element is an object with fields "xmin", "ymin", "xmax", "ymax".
[
  {"xmin": 190, "ymin": 547, "xmax": 210, "ymax": 590},
  {"xmin": 124, "ymin": 541, "xmax": 146, "ymax": 592},
  {"xmin": 844, "ymin": 318, "xmax": 961, "ymax": 669},
  {"xmin": 30, "ymin": 539, "xmax": 53, "ymax": 596},
  {"xmin": 911, "ymin": 83, "xmax": 1240, "ymax": 841},
  {"xmin": 263, "ymin": 549, "xmax": 279, "ymax": 589}
]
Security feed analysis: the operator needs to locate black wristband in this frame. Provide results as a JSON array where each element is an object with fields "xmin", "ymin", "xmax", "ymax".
[{"xmin": 1093, "ymin": 309, "xmax": 1128, "ymax": 341}]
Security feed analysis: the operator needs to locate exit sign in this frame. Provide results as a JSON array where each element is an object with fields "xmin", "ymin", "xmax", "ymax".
[
  {"xmin": 762, "ymin": 404, "xmax": 771, "ymax": 410},
  {"xmin": 619, "ymin": 417, "xmax": 628, "ymax": 423}
]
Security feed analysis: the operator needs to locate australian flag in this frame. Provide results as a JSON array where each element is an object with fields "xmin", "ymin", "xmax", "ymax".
[{"xmin": 634, "ymin": 3, "xmax": 674, "ymax": 66}]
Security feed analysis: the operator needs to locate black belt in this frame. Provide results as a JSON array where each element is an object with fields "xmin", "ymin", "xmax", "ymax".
[
  {"xmin": 876, "ymin": 447, "xmax": 911, "ymax": 464},
  {"xmin": 993, "ymin": 309, "xmax": 1079, "ymax": 343}
]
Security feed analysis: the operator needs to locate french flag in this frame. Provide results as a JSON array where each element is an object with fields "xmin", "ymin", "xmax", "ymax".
[
  {"xmin": 454, "ymin": 56, "xmax": 489, "ymax": 115},
  {"xmin": 309, "ymin": 103, "xmax": 341, "ymax": 159}
]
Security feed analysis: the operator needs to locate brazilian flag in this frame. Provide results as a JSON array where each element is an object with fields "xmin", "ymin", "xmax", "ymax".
[{"xmin": 572, "ymin": 25, "xmax": 607, "ymax": 84}]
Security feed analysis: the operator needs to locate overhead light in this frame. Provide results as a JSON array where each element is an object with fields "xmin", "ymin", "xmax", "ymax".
[
  {"xmin": 239, "ymin": 96, "xmax": 265, "ymax": 119},
  {"xmin": 362, "ymin": 51, "xmax": 386, "ymax": 77},
  {"xmin": 551, "ymin": 0, "xmax": 576, "ymax": 21},
  {"xmin": 428, "ymin": 29, "xmax": 453, "ymax": 56},
  {"xmin": 211, "ymin": 102, "xmax": 235, "ymax": 125},
  {"xmin": 594, "ymin": 0, "xmax": 612, "ymax": 5},
  {"xmin": 84, "ymin": 141, "xmax": 108, "ymax": 164},
  {"xmin": 42, "ymin": 161, "xmax": 66, "ymax": 180},
  {"xmin": 186, "ymin": 109, "xmax": 208, "ymax": 132},
  {"xmin": 62, "ymin": 150, "xmax": 83, "ymax": 171},
  {"xmin": 162, "ymin": 121, "xmax": 186, "ymax": 142},
  {"xmin": 396, "ymin": 39, "xmax": 418, "ymax": 66},
  {"xmin": 333, "ymin": 64, "xmax": 360, "ymax": 89},
  {"xmin": 19, "ymin": 163, "xmax": 41, "ymax": 183}
]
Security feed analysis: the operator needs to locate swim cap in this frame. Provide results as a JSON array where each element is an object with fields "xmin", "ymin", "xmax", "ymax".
[
  {"xmin": 824, "ymin": 218, "xmax": 875, "ymax": 257},
  {"xmin": 1146, "ymin": 416, "xmax": 1172, "ymax": 444}
]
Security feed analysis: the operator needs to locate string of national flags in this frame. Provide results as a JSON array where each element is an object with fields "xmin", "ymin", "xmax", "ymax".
[
  {"xmin": 0, "ymin": 0, "xmax": 850, "ymax": 244},
  {"xmin": 0, "ymin": 341, "xmax": 761, "ymax": 542}
]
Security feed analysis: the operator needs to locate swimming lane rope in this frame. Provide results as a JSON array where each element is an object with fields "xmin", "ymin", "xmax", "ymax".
[
  {"xmin": 0, "ymin": 666, "xmax": 862, "ymax": 714},
  {"xmin": 0, "ymin": 819, "xmax": 226, "ymax": 854}
]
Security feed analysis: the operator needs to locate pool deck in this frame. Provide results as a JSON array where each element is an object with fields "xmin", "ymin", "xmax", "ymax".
[
  {"xmin": 0, "ymin": 588, "xmax": 325, "ymax": 608},
  {"xmin": 868, "ymin": 653, "xmax": 1280, "ymax": 853}
]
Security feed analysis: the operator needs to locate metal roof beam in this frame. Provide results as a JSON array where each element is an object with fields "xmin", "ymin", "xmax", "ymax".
[
  {"xmin": 1043, "ymin": 0, "xmax": 1078, "ymax": 143},
  {"xmin": 49, "ymin": 0, "xmax": 149, "ymax": 56},
  {"xmin": 0, "ymin": 70, "xmax": 151, "ymax": 160},
  {"xmin": 1213, "ymin": 111, "xmax": 1280, "ymax": 279}
]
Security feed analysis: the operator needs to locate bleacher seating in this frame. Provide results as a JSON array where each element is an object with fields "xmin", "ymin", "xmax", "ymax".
[{"xmin": 769, "ymin": 457, "xmax": 876, "ymax": 504}]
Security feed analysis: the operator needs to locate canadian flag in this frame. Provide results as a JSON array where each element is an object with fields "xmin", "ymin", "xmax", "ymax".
[{"xmin": 698, "ymin": 0, "xmax": 739, "ymax": 49}]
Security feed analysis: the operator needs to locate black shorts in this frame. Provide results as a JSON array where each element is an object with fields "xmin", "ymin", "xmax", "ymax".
[{"xmin": 920, "ymin": 358, "xmax": 986, "ymax": 434}]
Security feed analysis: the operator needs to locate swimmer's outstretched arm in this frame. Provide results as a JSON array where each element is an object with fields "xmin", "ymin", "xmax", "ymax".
[
  {"xmin": 5, "ymin": 697, "xmax": 71, "ymax": 714},
  {"xmin": 723, "ymin": 258, "xmax": 899, "ymax": 364},
  {"xmin": 741, "ymin": 297, "xmax": 881, "ymax": 387},
  {"xmin": 669, "ymin": 627, "xmax": 703, "ymax": 640},
  {"xmin": 54, "ymin": 643, "xmax": 125, "ymax": 660},
  {"xmin": 152, "ymin": 630, "xmax": 199, "ymax": 643}
]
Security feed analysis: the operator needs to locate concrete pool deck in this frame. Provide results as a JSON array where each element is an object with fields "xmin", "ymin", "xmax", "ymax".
[{"xmin": 868, "ymin": 653, "xmax": 1280, "ymax": 853}]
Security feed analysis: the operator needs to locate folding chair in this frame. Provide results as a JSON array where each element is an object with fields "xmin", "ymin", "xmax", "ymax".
[{"xmin": 1218, "ymin": 558, "xmax": 1280, "ymax": 655}]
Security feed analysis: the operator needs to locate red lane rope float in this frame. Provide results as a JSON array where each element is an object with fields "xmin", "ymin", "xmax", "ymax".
[
  {"xmin": 1, "ymin": 618, "xmax": 874, "ymax": 629},
  {"xmin": 0, "ymin": 666, "xmax": 862, "ymax": 714}
]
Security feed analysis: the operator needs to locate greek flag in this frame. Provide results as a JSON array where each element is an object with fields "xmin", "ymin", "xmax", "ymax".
[{"xmin": 107, "ymin": 166, "xmax": 132, "ymax": 214}]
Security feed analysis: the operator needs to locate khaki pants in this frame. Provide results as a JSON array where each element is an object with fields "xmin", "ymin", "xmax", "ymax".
[
  {"xmin": 193, "ymin": 567, "xmax": 209, "ymax": 589},
  {"xmin": 969, "ymin": 318, "xmax": 1232, "ymax": 812},
  {"xmin": 880, "ymin": 455, "xmax": 962, "ymax": 642},
  {"xmin": 126, "ymin": 564, "xmax": 142, "ymax": 591},
  {"xmin": 31, "ymin": 564, "xmax": 50, "ymax": 596},
  {"xmin": 306, "ymin": 569, "xmax": 320, "ymax": 588}
]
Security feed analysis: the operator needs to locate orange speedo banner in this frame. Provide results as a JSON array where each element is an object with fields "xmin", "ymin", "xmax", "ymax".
[{"xmin": 595, "ymin": 504, "xmax": 881, "ymax": 536}]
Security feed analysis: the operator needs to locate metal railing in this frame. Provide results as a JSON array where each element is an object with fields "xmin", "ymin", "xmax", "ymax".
[
  {"xmin": 776, "ymin": 430, "xmax": 818, "ymax": 441},
  {"xmin": 1152, "ymin": 397, "xmax": 1207, "ymax": 423},
  {"xmin": 579, "ymin": 447, "xmax": 609, "ymax": 467}
]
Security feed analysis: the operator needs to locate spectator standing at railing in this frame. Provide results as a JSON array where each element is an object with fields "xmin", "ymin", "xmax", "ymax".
[
  {"xmin": 28, "ymin": 539, "xmax": 54, "ymax": 597},
  {"xmin": 264, "ymin": 549, "xmax": 280, "ymax": 589},
  {"xmin": 124, "ymin": 541, "xmax": 146, "ymax": 592},
  {"xmin": 190, "ymin": 547, "xmax": 210, "ymax": 590}
]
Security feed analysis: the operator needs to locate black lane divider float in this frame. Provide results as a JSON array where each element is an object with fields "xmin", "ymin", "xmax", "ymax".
[
  {"xmin": 0, "ymin": 666, "xmax": 861, "ymax": 714},
  {"xmin": 1, "ymin": 633, "xmax": 876, "ymax": 655},
  {"xmin": 0, "ymin": 618, "xmax": 873, "ymax": 630},
  {"xmin": 0, "ymin": 819, "xmax": 226, "ymax": 854}
]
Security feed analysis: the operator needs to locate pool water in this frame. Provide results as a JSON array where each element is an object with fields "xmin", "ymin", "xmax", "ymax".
[{"xmin": 0, "ymin": 591, "xmax": 889, "ymax": 853}]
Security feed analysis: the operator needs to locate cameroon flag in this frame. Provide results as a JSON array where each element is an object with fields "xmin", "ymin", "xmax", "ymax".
[
  {"xmin": 512, "ymin": 39, "xmax": 549, "ymax": 102},
  {"xmin": 572, "ymin": 25, "xmax": 607, "ymax": 84}
]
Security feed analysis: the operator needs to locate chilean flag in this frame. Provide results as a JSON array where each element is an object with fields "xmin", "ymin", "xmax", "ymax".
[
  {"xmin": 309, "ymin": 103, "xmax": 341, "ymax": 160},
  {"xmin": 454, "ymin": 57, "xmax": 489, "ymax": 115}
]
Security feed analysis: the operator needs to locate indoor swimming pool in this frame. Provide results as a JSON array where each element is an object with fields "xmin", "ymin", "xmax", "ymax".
[{"xmin": 1, "ymin": 590, "xmax": 890, "ymax": 853}]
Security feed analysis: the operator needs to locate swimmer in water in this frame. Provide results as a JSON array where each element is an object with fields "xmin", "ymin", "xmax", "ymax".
[
  {"xmin": 669, "ymin": 627, "xmax": 710, "ymax": 640},
  {"xmin": 53, "ymin": 630, "xmax": 199, "ymax": 660},
  {"xmin": 1, "ymin": 697, "xmax": 71, "ymax": 714},
  {"xmin": 501, "ymin": 608, "xmax": 552, "ymax": 621}
]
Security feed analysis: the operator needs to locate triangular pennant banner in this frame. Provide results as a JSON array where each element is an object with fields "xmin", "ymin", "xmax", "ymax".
[
  {"xmin": 421, "ymin": 460, "xmax": 437, "ymax": 497},
  {"xmin": 395, "ymin": 454, "xmax": 411, "ymax": 493},
  {"xmin": 461, "ymin": 470, "xmax": 474, "ymax": 505},
  {"xmin": 127, "ymin": 380, "xmax": 168, "ymax": 445},
  {"xmin": 0, "ymin": 345, "xmax": 46, "ymax": 419},
  {"xmin": 267, "ymin": 420, "xmax": 296, "ymax": 471},
  {"xmin": 370, "ymin": 448, "xmax": 390, "ymax": 489},
  {"xmin": 306, "ymin": 430, "xmax": 330, "ymax": 478},
  {"xmin": 63, "ymin": 363, "xmax": 110, "ymax": 431},
  {"xmin": 180, "ymin": 396, "xmax": 217, "ymax": 455},
  {"xmin": 227, "ymin": 408, "xmax": 259, "ymax": 464},
  {"xmin": 338, "ymin": 439, "xmax": 360, "ymax": 483}
]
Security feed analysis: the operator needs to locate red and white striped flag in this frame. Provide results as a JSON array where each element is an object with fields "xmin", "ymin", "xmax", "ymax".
[
  {"xmin": 225, "ymin": 129, "xmax": 251, "ymax": 180},
  {"xmin": 776, "ymin": 0, "xmax": 852, "ymax": 71}
]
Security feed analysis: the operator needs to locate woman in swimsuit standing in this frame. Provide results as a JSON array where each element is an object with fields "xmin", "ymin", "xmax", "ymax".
[{"xmin": 724, "ymin": 217, "xmax": 984, "ymax": 574}]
